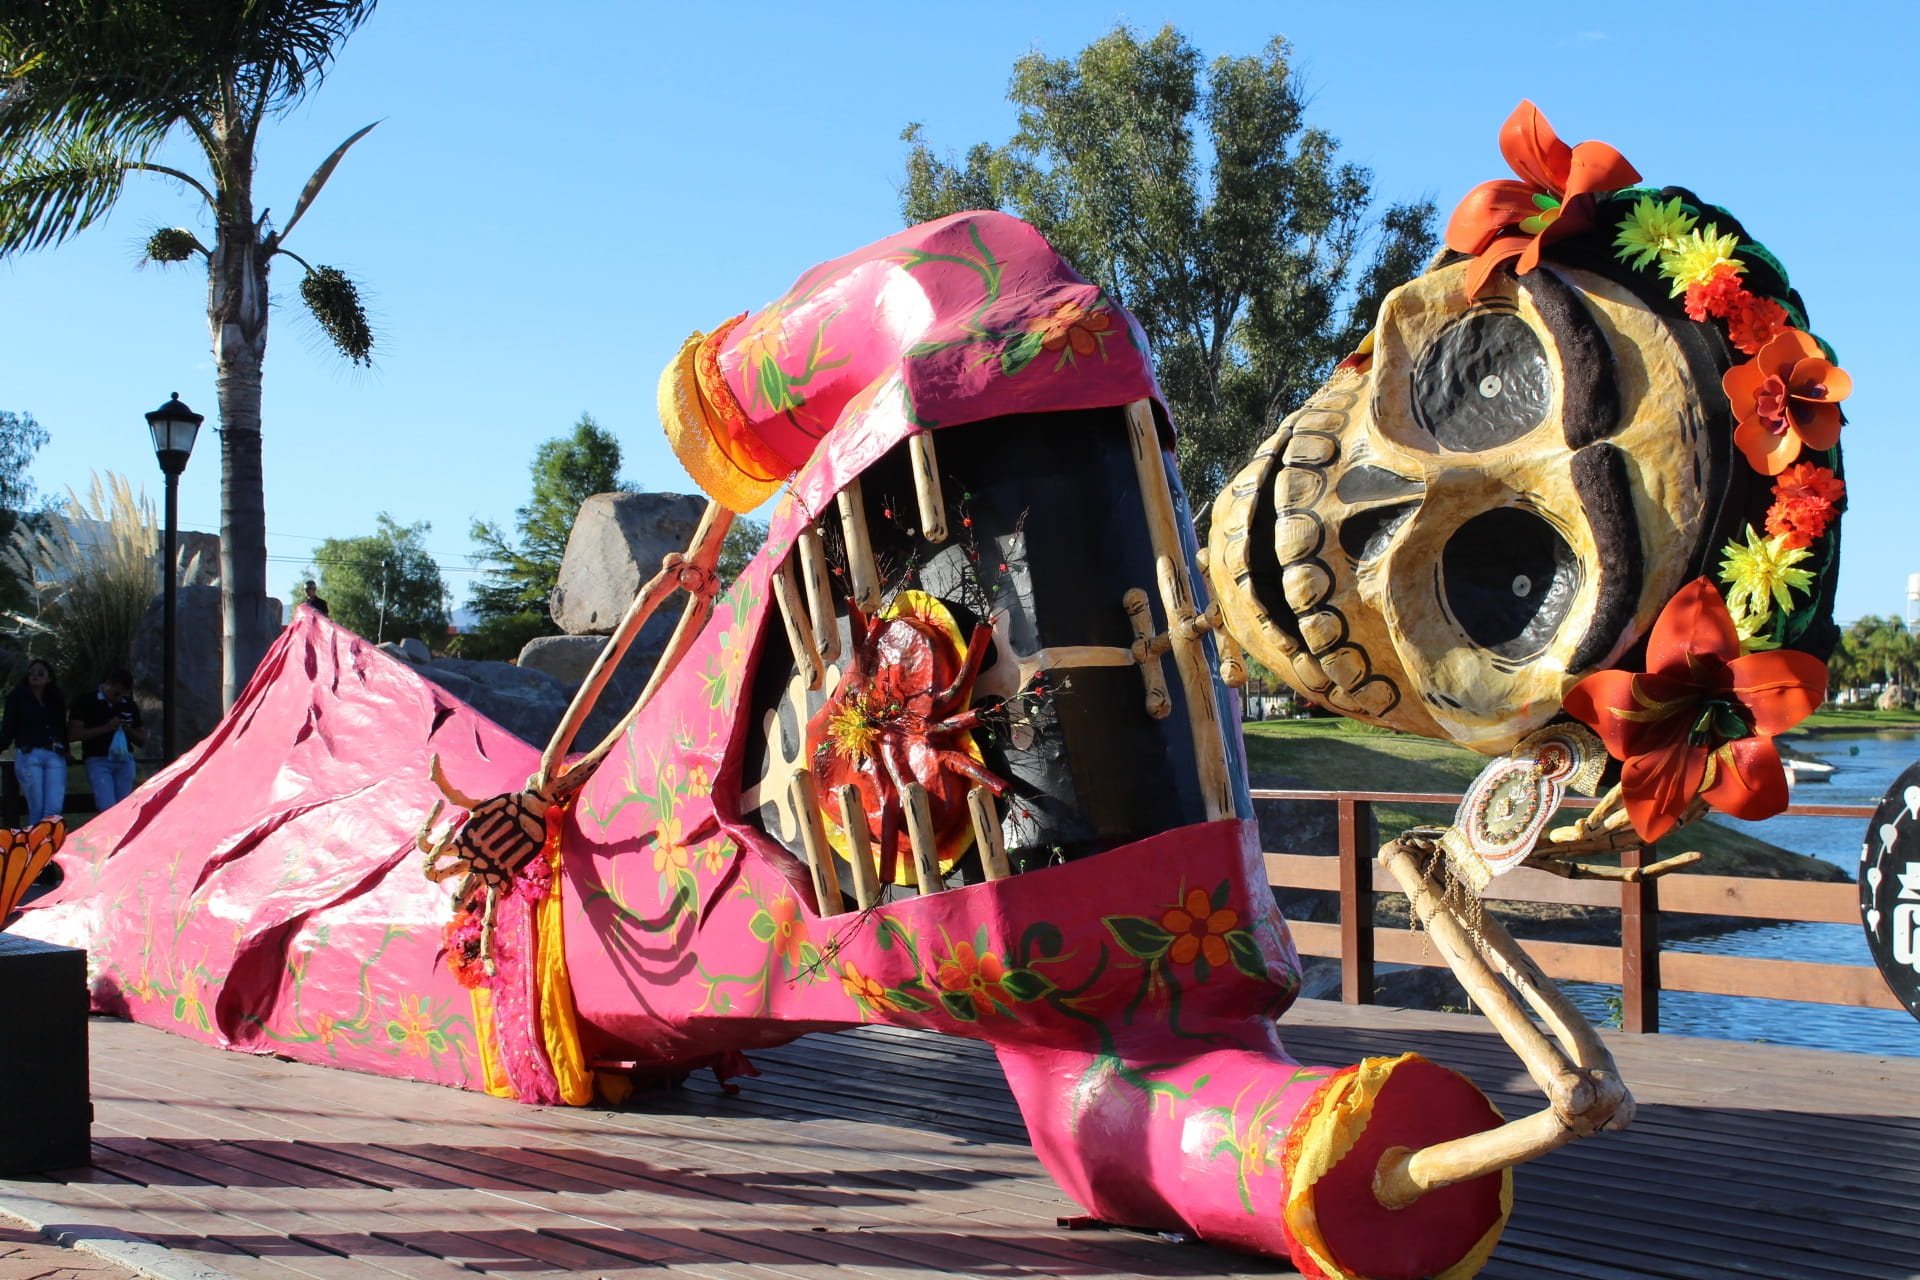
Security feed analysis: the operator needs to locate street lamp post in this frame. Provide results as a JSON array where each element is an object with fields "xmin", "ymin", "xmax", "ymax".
[{"xmin": 145, "ymin": 393, "xmax": 203, "ymax": 762}]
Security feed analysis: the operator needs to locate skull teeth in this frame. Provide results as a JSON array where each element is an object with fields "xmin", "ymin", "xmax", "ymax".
[
  {"xmin": 1275, "ymin": 513, "xmax": 1323, "ymax": 564},
  {"xmin": 1282, "ymin": 562, "xmax": 1332, "ymax": 616}
]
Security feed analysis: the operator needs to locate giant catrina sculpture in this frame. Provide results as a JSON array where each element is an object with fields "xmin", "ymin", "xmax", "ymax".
[{"xmin": 18, "ymin": 103, "xmax": 1844, "ymax": 1279}]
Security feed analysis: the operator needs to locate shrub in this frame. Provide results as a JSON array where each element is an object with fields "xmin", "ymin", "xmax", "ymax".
[{"xmin": 2, "ymin": 472, "xmax": 158, "ymax": 688}]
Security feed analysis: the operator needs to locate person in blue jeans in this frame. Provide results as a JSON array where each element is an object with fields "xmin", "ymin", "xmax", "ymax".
[
  {"xmin": 70, "ymin": 667, "xmax": 146, "ymax": 811},
  {"xmin": 0, "ymin": 659, "xmax": 70, "ymax": 824}
]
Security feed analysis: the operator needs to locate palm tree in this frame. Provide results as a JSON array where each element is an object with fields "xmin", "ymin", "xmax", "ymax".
[{"xmin": 0, "ymin": 1, "xmax": 379, "ymax": 707}]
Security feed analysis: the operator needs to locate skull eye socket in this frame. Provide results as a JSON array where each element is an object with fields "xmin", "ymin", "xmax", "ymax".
[
  {"xmin": 1441, "ymin": 507, "xmax": 1581, "ymax": 659},
  {"xmin": 1412, "ymin": 310, "xmax": 1553, "ymax": 452}
]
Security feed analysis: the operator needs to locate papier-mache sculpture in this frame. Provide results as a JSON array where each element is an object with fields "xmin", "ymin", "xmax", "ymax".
[{"xmin": 16, "ymin": 102, "xmax": 1846, "ymax": 1279}]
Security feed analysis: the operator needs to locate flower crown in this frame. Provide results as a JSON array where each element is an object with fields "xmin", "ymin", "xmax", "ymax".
[{"xmin": 1445, "ymin": 102, "xmax": 1847, "ymax": 841}]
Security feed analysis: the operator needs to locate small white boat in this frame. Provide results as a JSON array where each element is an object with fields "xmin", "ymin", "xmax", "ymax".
[{"xmin": 1781, "ymin": 750, "xmax": 1836, "ymax": 784}]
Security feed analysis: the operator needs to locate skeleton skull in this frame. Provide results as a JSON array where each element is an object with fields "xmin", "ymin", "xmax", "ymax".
[{"xmin": 1211, "ymin": 258, "xmax": 1735, "ymax": 754}]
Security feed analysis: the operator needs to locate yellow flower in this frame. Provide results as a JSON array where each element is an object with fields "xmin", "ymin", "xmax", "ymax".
[
  {"xmin": 651, "ymin": 813, "xmax": 690, "ymax": 876},
  {"xmin": 1718, "ymin": 527, "xmax": 1813, "ymax": 625},
  {"xmin": 1730, "ymin": 605, "xmax": 1782, "ymax": 654},
  {"xmin": 827, "ymin": 697, "xmax": 879, "ymax": 760},
  {"xmin": 1614, "ymin": 196, "xmax": 1697, "ymax": 270},
  {"xmin": 1658, "ymin": 225, "xmax": 1743, "ymax": 297}
]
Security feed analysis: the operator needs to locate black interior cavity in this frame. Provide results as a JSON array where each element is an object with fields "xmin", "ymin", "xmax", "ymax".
[
  {"xmin": 1441, "ymin": 506, "xmax": 1581, "ymax": 659},
  {"xmin": 1411, "ymin": 305, "xmax": 1553, "ymax": 452}
]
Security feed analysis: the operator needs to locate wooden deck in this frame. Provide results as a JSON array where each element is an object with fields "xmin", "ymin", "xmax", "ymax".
[{"xmin": 3, "ymin": 1003, "xmax": 1917, "ymax": 1280}]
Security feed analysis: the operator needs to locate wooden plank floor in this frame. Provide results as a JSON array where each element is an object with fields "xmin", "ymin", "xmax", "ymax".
[{"xmin": 2, "ymin": 1003, "xmax": 1916, "ymax": 1280}]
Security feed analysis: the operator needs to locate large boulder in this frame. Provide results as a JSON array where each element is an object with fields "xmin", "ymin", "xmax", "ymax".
[
  {"xmin": 411, "ymin": 658, "xmax": 571, "ymax": 748},
  {"xmin": 549, "ymin": 492, "xmax": 707, "ymax": 635},
  {"xmin": 379, "ymin": 637, "xmax": 431, "ymax": 665},
  {"xmin": 130, "ymin": 585, "xmax": 284, "ymax": 750},
  {"xmin": 515, "ymin": 630, "xmax": 672, "ymax": 750}
]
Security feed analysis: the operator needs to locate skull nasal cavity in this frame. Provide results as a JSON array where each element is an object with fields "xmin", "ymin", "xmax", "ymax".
[
  {"xmin": 1413, "ymin": 310, "xmax": 1553, "ymax": 452},
  {"xmin": 1441, "ymin": 507, "xmax": 1580, "ymax": 659}
]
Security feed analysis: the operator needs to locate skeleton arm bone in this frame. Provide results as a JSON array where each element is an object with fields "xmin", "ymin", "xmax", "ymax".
[
  {"xmin": 540, "ymin": 500, "xmax": 734, "ymax": 797},
  {"xmin": 1371, "ymin": 838, "xmax": 1632, "ymax": 1210}
]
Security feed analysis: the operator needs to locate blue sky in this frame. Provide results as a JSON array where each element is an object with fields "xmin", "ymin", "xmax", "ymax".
[{"xmin": 3, "ymin": 0, "xmax": 1913, "ymax": 625}]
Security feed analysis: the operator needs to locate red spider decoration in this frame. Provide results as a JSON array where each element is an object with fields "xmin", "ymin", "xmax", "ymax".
[{"xmin": 804, "ymin": 590, "xmax": 1010, "ymax": 883}]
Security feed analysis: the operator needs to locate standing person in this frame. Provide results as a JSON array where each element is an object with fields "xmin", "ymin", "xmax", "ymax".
[
  {"xmin": 0, "ymin": 659, "xmax": 69, "ymax": 824},
  {"xmin": 302, "ymin": 579, "xmax": 330, "ymax": 616},
  {"xmin": 70, "ymin": 668, "xmax": 146, "ymax": 811}
]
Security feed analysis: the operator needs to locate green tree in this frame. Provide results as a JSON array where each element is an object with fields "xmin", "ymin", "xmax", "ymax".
[
  {"xmin": 0, "ymin": 409, "xmax": 48, "ymax": 616},
  {"xmin": 1829, "ymin": 616, "xmax": 1919, "ymax": 696},
  {"xmin": 306, "ymin": 516, "xmax": 447, "ymax": 646},
  {"xmin": 901, "ymin": 25, "xmax": 1436, "ymax": 500},
  {"xmin": 1, "ymin": 1, "xmax": 381, "ymax": 709},
  {"xmin": 469, "ymin": 413, "xmax": 632, "ymax": 625},
  {"xmin": 717, "ymin": 517, "xmax": 767, "ymax": 587}
]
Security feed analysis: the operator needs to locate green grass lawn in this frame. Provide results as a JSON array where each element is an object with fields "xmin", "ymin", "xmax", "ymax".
[
  {"xmin": 1240, "ymin": 717, "xmax": 1842, "ymax": 880},
  {"xmin": 1799, "ymin": 706, "xmax": 1920, "ymax": 732}
]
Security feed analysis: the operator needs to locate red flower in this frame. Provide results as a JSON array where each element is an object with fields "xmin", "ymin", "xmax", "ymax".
[
  {"xmin": 1724, "ymin": 294, "xmax": 1789, "ymax": 356},
  {"xmin": 1683, "ymin": 265, "xmax": 1747, "ymax": 323},
  {"xmin": 1445, "ymin": 101, "xmax": 1640, "ymax": 298},
  {"xmin": 1764, "ymin": 462, "xmax": 1846, "ymax": 549},
  {"xmin": 1683, "ymin": 267, "xmax": 1792, "ymax": 356},
  {"xmin": 1562, "ymin": 579, "xmax": 1827, "ymax": 842},
  {"xmin": 1724, "ymin": 330, "xmax": 1850, "ymax": 476}
]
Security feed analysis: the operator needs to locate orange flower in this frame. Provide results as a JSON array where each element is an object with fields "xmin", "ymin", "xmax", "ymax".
[
  {"xmin": 935, "ymin": 941, "xmax": 1010, "ymax": 1008},
  {"xmin": 1445, "ymin": 101, "xmax": 1640, "ymax": 298},
  {"xmin": 1562, "ymin": 578, "xmax": 1827, "ymax": 842},
  {"xmin": 1027, "ymin": 299, "xmax": 1111, "ymax": 356},
  {"xmin": 769, "ymin": 895, "xmax": 807, "ymax": 966},
  {"xmin": 1764, "ymin": 462, "xmax": 1846, "ymax": 550},
  {"xmin": 840, "ymin": 962, "xmax": 898, "ymax": 1013},
  {"xmin": 1724, "ymin": 330, "xmax": 1850, "ymax": 476},
  {"xmin": 1160, "ymin": 887, "xmax": 1240, "ymax": 968}
]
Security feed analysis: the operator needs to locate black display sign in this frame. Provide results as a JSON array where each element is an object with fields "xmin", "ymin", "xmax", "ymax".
[{"xmin": 1862, "ymin": 761, "xmax": 1920, "ymax": 1023}]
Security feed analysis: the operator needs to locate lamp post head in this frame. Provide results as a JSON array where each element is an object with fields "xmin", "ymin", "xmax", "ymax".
[{"xmin": 146, "ymin": 392, "xmax": 204, "ymax": 476}]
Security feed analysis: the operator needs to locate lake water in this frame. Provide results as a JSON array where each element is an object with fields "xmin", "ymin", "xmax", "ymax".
[{"xmin": 1560, "ymin": 730, "xmax": 1920, "ymax": 1058}]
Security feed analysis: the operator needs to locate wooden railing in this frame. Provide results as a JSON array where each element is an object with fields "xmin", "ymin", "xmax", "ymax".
[{"xmin": 1254, "ymin": 788, "xmax": 1894, "ymax": 1033}]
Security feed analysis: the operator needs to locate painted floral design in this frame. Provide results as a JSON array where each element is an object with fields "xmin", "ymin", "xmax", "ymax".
[
  {"xmin": 1026, "ymin": 299, "xmax": 1114, "ymax": 363},
  {"xmin": 1162, "ymin": 887, "xmax": 1239, "ymax": 968}
]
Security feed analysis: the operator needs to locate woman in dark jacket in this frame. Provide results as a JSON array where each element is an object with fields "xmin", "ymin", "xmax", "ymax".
[{"xmin": 0, "ymin": 659, "xmax": 69, "ymax": 823}]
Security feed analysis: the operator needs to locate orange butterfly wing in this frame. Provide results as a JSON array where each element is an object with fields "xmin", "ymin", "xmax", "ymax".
[{"xmin": 0, "ymin": 817, "xmax": 67, "ymax": 925}]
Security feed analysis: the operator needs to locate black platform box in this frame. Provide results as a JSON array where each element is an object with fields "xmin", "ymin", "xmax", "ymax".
[{"xmin": 0, "ymin": 932, "xmax": 91, "ymax": 1173}]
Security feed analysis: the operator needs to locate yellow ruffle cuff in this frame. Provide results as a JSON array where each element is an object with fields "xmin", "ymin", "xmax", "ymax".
[{"xmin": 659, "ymin": 314, "xmax": 786, "ymax": 513}]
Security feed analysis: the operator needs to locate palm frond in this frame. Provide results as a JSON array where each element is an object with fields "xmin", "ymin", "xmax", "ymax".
[
  {"xmin": 224, "ymin": 1, "xmax": 381, "ymax": 118},
  {"xmin": 0, "ymin": 141, "xmax": 134, "ymax": 254}
]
